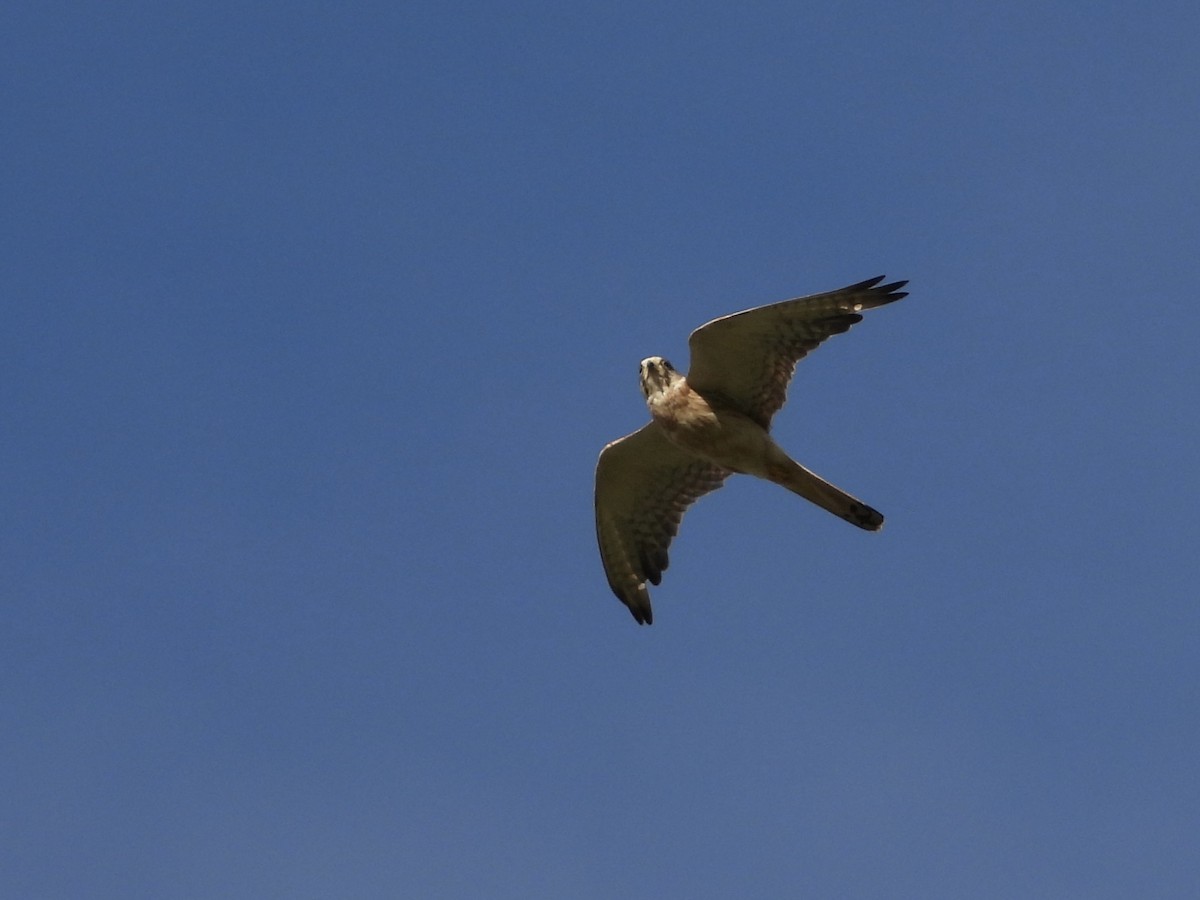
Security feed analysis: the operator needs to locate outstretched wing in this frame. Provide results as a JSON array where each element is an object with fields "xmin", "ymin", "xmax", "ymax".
[
  {"xmin": 685, "ymin": 276, "xmax": 907, "ymax": 429},
  {"xmin": 595, "ymin": 423, "xmax": 728, "ymax": 625}
]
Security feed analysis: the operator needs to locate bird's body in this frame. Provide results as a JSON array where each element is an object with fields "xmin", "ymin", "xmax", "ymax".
[
  {"xmin": 595, "ymin": 275, "xmax": 907, "ymax": 624},
  {"xmin": 643, "ymin": 368, "xmax": 750, "ymax": 471},
  {"xmin": 641, "ymin": 356, "xmax": 884, "ymax": 529}
]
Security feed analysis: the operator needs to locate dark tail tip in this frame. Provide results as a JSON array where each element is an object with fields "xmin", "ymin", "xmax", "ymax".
[{"xmin": 847, "ymin": 504, "xmax": 884, "ymax": 531}]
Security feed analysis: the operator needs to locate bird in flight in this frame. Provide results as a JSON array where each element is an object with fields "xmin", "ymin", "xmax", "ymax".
[{"xmin": 594, "ymin": 275, "xmax": 908, "ymax": 624}]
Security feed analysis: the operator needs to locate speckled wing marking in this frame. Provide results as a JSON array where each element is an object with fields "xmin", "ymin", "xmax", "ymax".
[
  {"xmin": 595, "ymin": 423, "xmax": 728, "ymax": 624},
  {"xmin": 685, "ymin": 276, "xmax": 908, "ymax": 429}
]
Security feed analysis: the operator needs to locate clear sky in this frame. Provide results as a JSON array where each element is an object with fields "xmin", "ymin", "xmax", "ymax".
[{"xmin": 4, "ymin": 2, "xmax": 1199, "ymax": 897}]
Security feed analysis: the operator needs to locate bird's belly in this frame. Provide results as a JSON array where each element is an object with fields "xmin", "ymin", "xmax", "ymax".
[{"xmin": 652, "ymin": 397, "xmax": 772, "ymax": 475}]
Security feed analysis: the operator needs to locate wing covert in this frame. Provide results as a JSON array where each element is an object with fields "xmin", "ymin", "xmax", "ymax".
[
  {"xmin": 594, "ymin": 423, "xmax": 728, "ymax": 624},
  {"xmin": 685, "ymin": 276, "xmax": 907, "ymax": 428}
]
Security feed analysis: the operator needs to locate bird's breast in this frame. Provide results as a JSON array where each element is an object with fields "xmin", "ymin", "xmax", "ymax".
[
  {"xmin": 647, "ymin": 383, "xmax": 718, "ymax": 432},
  {"xmin": 648, "ymin": 383, "xmax": 770, "ymax": 472}
]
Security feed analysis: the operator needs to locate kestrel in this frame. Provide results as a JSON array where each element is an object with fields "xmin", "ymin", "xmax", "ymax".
[{"xmin": 594, "ymin": 275, "xmax": 908, "ymax": 624}]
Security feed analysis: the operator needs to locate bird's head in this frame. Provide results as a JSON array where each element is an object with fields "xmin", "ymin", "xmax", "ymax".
[{"xmin": 639, "ymin": 356, "xmax": 679, "ymax": 399}]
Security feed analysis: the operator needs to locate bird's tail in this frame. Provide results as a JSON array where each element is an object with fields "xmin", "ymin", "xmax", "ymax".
[{"xmin": 766, "ymin": 457, "xmax": 884, "ymax": 531}]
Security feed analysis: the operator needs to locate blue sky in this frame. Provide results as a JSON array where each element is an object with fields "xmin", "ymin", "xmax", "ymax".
[{"xmin": 4, "ymin": 2, "xmax": 1199, "ymax": 896}]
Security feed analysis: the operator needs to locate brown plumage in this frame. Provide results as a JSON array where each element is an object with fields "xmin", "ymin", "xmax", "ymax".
[{"xmin": 595, "ymin": 275, "xmax": 907, "ymax": 624}]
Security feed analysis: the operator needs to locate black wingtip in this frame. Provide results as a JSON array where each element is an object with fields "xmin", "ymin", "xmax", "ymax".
[
  {"xmin": 847, "ymin": 275, "xmax": 908, "ymax": 306},
  {"xmin": 878, "ymin": 279, "xmax": 909, "ymax": 301}
]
